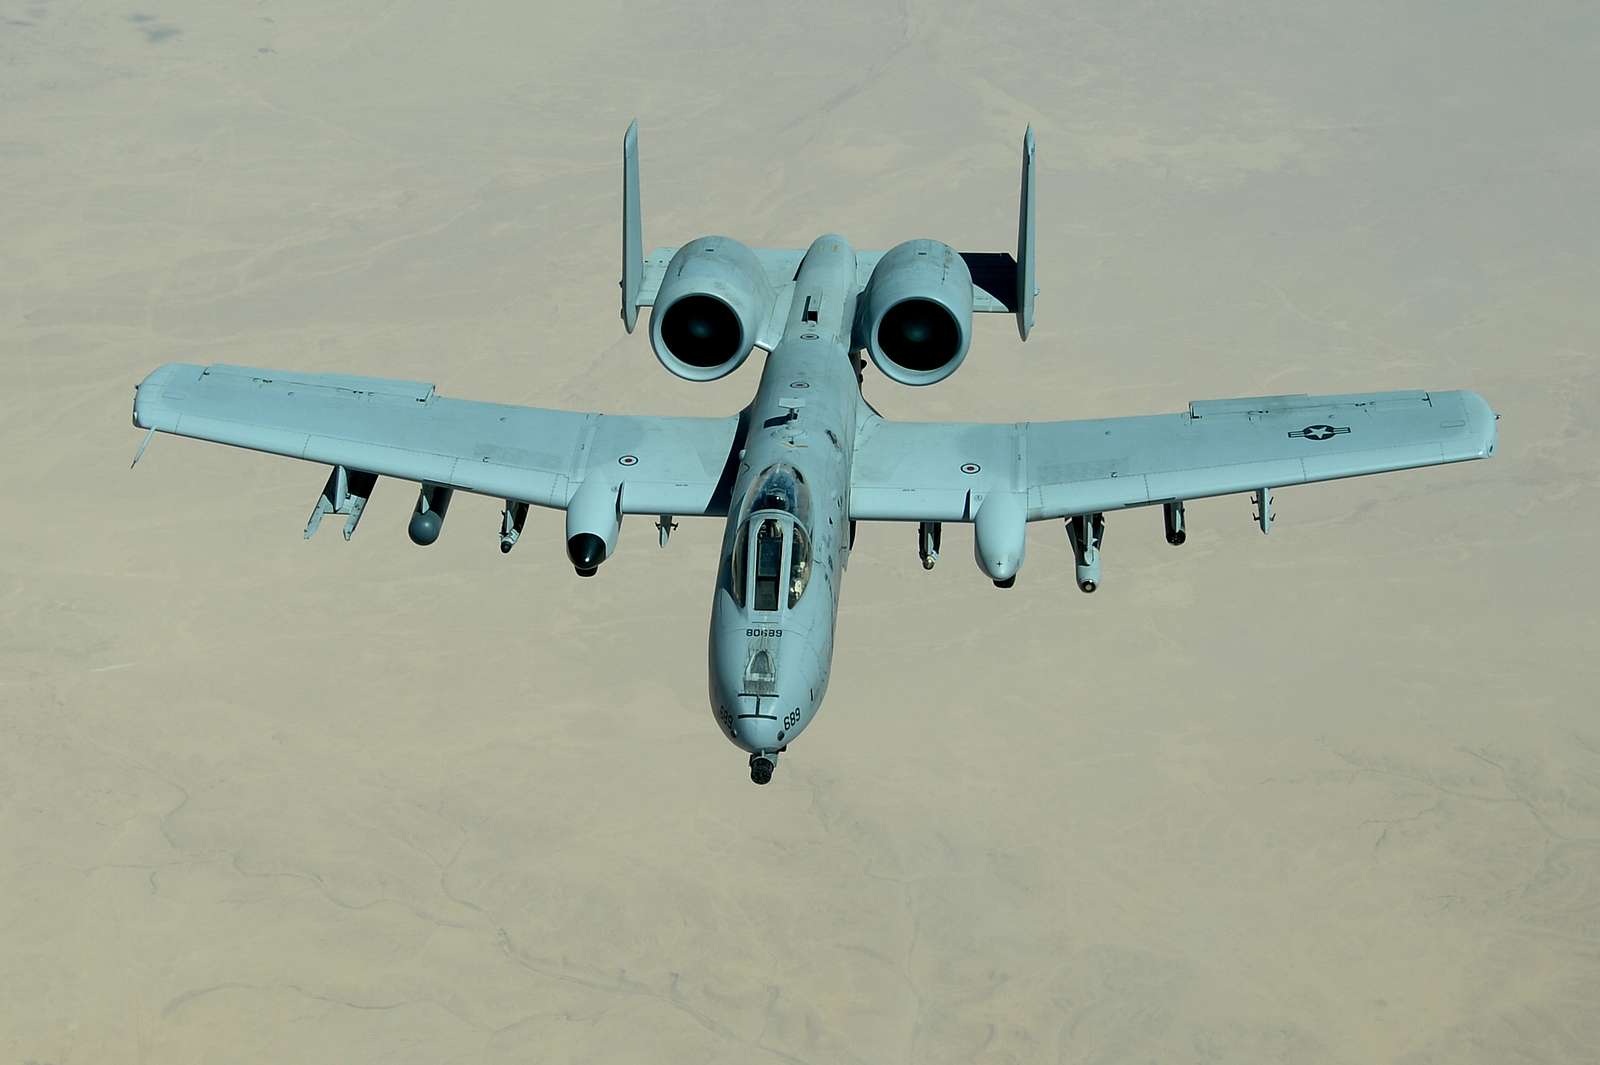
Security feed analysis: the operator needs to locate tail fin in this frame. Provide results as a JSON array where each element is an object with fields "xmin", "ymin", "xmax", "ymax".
[
  {"xmin": 1015, "ymin": 126, "xmax": 1036, "ymax": 341},
  {"xmin": 621, "ymin": 119, "xmax": 643, "ymax": 332}
]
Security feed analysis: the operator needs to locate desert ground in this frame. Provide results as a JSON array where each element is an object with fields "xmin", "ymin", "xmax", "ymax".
[{"xmin": 3, "ymin": 2, "xmax": 1598, "ymax": 1062}]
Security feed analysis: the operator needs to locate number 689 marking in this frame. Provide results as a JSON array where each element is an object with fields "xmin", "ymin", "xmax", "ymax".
[{"xmin": 783, "ymin": 709, "xmax": 802, "ymax": 729}]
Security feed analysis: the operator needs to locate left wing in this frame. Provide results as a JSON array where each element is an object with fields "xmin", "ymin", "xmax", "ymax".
[
  {"xmin": 133, "ymin": 363, "xmax": 742, "ymax": 519},
  {"xmin": 850, "ymin": 388, "xmax": 1497, "ymax": 523}
]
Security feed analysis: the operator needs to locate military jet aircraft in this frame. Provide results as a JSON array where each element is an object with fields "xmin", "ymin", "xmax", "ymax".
[{"xmin": 130, "ymin": 123, "xmax": 1497, "ymax": 784}]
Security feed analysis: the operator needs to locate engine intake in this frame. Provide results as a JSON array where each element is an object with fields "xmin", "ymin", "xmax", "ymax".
[
  {"xmin": 859, "ymin": 239, "xmax": 973, "ymax": 386},
  {"xmin": 650, "ymin": 237, "xmax": 773, "ymax": 381}
]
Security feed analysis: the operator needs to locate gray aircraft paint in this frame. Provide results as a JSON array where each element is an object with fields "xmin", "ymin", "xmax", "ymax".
[
  {"xmin": 128, "ymin": 124, "xmax": 1498, "ymax": 784},
  {"xmin": 708, "ymin": 235, "xmax": 862, "ymax": 768}
]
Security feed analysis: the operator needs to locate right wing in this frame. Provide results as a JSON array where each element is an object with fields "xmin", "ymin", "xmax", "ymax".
[
  {"xmin": 850, "ymin": 388, "xmax": 1497, "ymax": 522},
  {"xmin": 133, "ymin": 363, "xmax": 742, "ymax": 517}
]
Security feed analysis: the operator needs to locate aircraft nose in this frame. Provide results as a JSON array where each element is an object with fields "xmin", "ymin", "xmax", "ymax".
[{"xmin": 733, "ymin": 713, "xmax": 782, "ymax": 753}]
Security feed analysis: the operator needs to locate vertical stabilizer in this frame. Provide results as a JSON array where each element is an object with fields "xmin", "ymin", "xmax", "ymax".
[
  {"xmin": 1015, "ymin": 126, "xmax": 1037, "ymax": 341},
  {"xmin": 621, "ymin": 119, "xmax": 643, "ymax": 332}
]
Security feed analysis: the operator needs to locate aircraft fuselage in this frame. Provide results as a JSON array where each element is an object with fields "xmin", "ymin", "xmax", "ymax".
[{"xmin": 708, "ymin": 235, "xmax": 862, "ymax": 781}]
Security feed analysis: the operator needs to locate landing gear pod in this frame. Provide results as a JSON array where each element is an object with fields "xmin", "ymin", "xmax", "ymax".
[
  {"xmin": 1064, "ymin": 513, "xmax": 1104, "ymax": 592},
  {"xmin": 974, "ymin": 493, "xmax": 1026, "ymax": 586},
  {"xmin": 408, "ymin": 484, "xmax": 453, "ymax": 546},
  {"xmin": 749, "ymin": 753, "xmax": 777, "ymax": 785},
  {"xmin": 564, "ymin": 479, "xmax": 621, "ymax": 576}
]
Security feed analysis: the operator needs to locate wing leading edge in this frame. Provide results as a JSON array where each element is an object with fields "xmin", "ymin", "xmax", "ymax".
[
  {"xmin": 132, "ymin": 363, "xmax": 742, "ymax": 518},
  {"xmin": 850, "ymin": 389, "xmax": 1497, "ymax": 523}
]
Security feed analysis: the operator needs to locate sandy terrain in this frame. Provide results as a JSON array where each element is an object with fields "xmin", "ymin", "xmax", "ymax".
[{"xmin": 3, "ymin": 2, "xmax": 1597, "ymax": 1062}]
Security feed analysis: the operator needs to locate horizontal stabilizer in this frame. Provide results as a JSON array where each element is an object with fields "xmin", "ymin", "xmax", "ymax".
[
  {"xmin": 959, "ymin": 252, "xmax": 1023, "ymax": 314},
  {"xmin": 635, "ymin": 247, "xmax": 1021, "ymax": 314},
  {"xmin": 626, "ymin": 125, "xmax": 1037, "ymax": 330}
]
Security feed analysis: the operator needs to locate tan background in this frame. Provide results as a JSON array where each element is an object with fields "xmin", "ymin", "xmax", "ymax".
[{"xmin": 3, "ymin": 2, "xmax": 1597, "ymax": 1062}]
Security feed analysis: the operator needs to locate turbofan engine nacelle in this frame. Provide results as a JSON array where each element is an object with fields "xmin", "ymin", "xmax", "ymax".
[
  {"xmin": 650, "ymin": 237, "xmax": 774, "ymax": 382},
  {"xmin": 859, "ymin": 239, "xmax": 973, "ymax": 386}
]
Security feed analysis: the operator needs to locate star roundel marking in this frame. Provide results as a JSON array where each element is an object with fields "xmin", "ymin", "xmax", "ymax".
[{"xmin": 1288, "ymin": 423, "xmax": 1350, "ymax": 441}]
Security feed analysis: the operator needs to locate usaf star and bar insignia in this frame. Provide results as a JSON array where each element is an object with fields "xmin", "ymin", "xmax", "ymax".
[{"xmin": 1288, "ymin": 423, "xmax": 1352, "ymax": 441}]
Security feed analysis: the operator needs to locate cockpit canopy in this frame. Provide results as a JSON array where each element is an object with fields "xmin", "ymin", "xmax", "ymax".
[{"xmin": 729, "ymin": 464, "xmax": 814, "ymax": 611}]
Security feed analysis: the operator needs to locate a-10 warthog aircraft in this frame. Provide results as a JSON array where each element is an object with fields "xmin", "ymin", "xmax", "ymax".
[{"xmin": 131, "ymin": 123, "xmax": 1498, "ymax": 784}]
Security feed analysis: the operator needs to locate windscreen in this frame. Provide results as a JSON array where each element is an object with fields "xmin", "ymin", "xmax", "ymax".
[{"xmin": 737, "ymin": 464, "xmax": 811, "ymax": 530}]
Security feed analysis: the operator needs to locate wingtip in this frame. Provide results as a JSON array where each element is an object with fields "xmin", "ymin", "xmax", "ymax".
[{"xmin": 1454, "ymin": 389, "xmax": 1498, "ymax": 459}]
